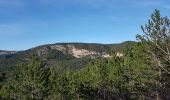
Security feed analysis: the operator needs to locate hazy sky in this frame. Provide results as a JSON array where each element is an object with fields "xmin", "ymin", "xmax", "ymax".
[{"xmin": 1, "ymin": 0, "xmax": 170, "ymax": 50}]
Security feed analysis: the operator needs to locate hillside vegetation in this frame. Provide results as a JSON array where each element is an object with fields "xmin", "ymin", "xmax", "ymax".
[
  {"xmin": 0, "ymin": 10, "xmax": 170, "ymax": 100},
  {"xmin": 0, "ymin": 41, "xmax": 135, "ymax": 73}
]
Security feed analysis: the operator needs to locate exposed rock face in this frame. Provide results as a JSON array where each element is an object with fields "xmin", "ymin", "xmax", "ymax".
[
  {"xmin": 37, "ymin": 47, "xmax": 49, "ymax": 56},
  {"xmin": 116, "ymin": 52, "xmax": 123, "ymax": 57},
  {"xmin": 0, "ymin": 51, "xmax": 17, "ymax": 56},
  {"xmin": 51, "ymin": 45, "xmax": 66, "ymax": 52},
  {"xmin": 50, "ymin": 44, "xmax": 111, "ymax": 58}
]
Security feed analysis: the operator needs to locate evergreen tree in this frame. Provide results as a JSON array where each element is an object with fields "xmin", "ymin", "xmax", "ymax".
[
  {"xmin": 123, "ymin": 43, "xmax": 158, "ymax": 99},
  {"xmin": 137, "ymin": 9, "xmax": 170, "ymax": 99},
  {"xmin": 1, "ymin": 54, "xmax": 51, "ymax": 100}
]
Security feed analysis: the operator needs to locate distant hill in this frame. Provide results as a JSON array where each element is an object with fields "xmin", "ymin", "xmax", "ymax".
[
  {"xmin": 0, "ymin": 41, "xmax": 136, "ymax": 74},
  {"xmin": 0, "ymin": 50, "xmax": 18, "ymax": 58}
]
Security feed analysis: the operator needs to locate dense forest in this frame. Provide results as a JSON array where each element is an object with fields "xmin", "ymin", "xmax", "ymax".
[{"xmin": 0, "ymin": 9, "xmax": 170, "ymax": 100}]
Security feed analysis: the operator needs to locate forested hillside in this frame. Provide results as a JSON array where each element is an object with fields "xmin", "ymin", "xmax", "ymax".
[
  {"xmin": 0, "ymin": 41, "xmax": 135, "ymax": 73},
  {"xmin": 0, "ymin": 10, "xmax": 170, "ymax": 100}
]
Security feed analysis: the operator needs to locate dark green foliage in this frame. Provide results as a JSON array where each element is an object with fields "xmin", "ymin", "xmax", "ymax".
[
  {"xmin": 137, "ymin": 9, "xmax": 170, "ymax": 99},
  {"xmin": 46, "ymin": 43, "xmax": 157, "ymax": 100},
  {"xmin": 46, "ymin": 50, "xmax": 74, "ymax": 60},
  {"xmin": 1, "ymin": 10, "xmax": 170, "ymax": 100},
  {"xmin": 0, "ymin": 42, "xmax": 135, "ymax": 70},
  {"xmin": 0, "ymin": 42, "xmax": 135, "ymax": 87},
  {"xmin": 0, "ymin": 54, "xmax": 52, "ymax": 100}
]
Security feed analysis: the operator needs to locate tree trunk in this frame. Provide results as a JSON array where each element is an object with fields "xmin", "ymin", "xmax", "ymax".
[{"xmin": 77, "ymin": 94, "xmax": 80, "ymax": 100}]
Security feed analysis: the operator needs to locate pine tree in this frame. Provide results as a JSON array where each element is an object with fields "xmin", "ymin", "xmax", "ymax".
[
  {"xmin": 3, "ymin": 54, "xmax": 51, "ymax": 100},
  {"xmin": 123, "ymin": 43, "xmax": 158, "ymax": 99},
  {"xmin": 137, "ymin": 9, "xmax": 170, "ymax": 99}
]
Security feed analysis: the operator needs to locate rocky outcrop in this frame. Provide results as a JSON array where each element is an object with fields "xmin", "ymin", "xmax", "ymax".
[
  {"xmin": 37, "ymin": 47, "xmax": 49, "ymax": 56},
  {"xmin": 0, "ymin": 51, "xmax": 17, "ymax": 56},
  {"xmin": 116, "ymin": 52, "xmax": 123, "ymax": 57},
  {"xmin": 49, "ymin": 44, "xmax": 111, "ymax": 58}
]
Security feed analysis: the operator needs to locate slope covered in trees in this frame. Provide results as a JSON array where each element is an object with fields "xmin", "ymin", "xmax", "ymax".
[
  {"xmin": 0, "ymin": 41, "xmax": 135, "ymax": 84},
  {"xmin": 0, "ymin": 10, "xmax": 170, "ymax": 100}
]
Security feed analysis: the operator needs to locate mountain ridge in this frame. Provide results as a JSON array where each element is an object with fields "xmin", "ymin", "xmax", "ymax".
[
  {"xmin": 0, "ymin": 41, "xmax": 136, "ymax": 62},
  {"xmin": 0, "ymin": 41, "xmax": 135, "ymax": 53},
  {"xmin": 0, "ymin": 41, "xmax": 136, "ymax": 73}
]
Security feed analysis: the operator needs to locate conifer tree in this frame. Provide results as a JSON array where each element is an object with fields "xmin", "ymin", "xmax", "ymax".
[
  {"xmin": 137, "ymin": 9, "xmax": 170, "ymax": 99},
  {"xmin": 2, "ymin": 54, "xmax": 51, "ymax": 100}
]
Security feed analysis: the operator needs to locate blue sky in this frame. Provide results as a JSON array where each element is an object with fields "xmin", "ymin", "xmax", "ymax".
[{"xmin": 1, "ymin": 0, "xmax": 170, "ymax": 50}]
